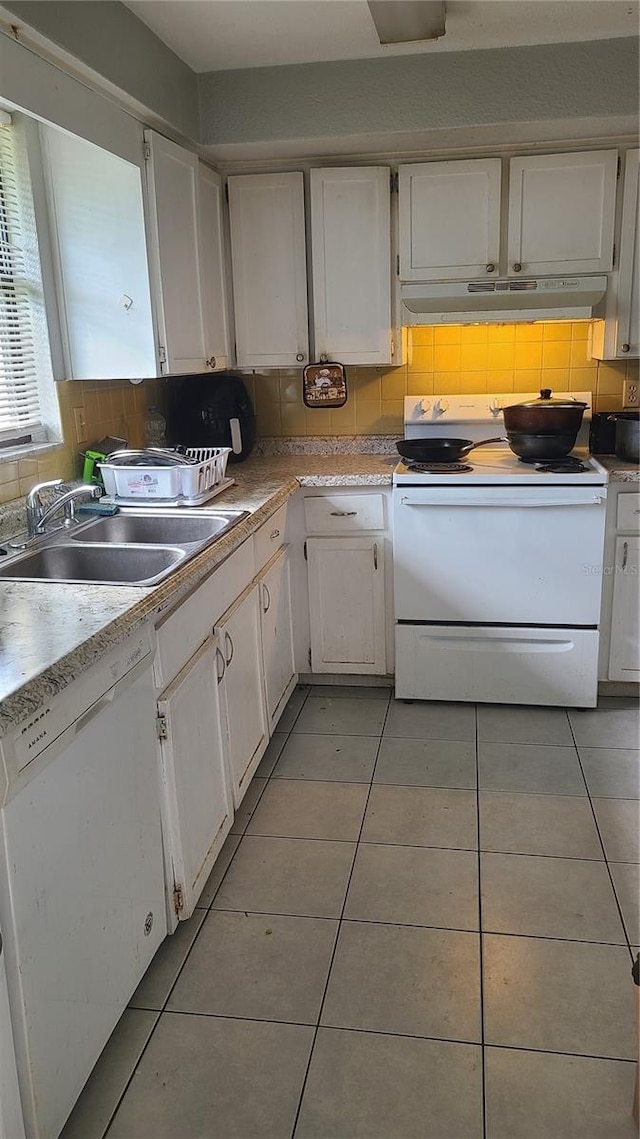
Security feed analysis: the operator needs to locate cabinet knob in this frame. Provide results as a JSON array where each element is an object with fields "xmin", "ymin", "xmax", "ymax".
[
  {"xmin": 485, "ymin": 263, "xmax": 496, "ymax": 273},
  {"xmin": 205, "ymin": 356, "xmax": 217, "ymax": 369},
  {"xmin": 296, "ymin": 353, "xmax": 305, "ymax": 363},
  {"xmin": 512, "ymin": 262, "xmax": 522, "ymax": 273},
  {"xmin": 319, "ymin": 353, "xmax": 329, "ymax": 364},
  {"xmin": 621, "ymin": 343, "xmax": 630, "ymax": 353}
]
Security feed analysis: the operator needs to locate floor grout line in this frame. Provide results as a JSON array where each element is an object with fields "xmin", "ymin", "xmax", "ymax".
[
  {"xmin": 290, "ymin": 696, "xmax": 393, "ymax": 1139},
  {"xmin": 566, "ymin": 712, "xmax": 636, "ymax": 964},
  {"xmin": 473, "ymin": 703, "xmax": 488, "ymax": 1139}
]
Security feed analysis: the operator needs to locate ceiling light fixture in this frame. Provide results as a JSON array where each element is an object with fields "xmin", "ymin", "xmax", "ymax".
[{"xmin": 367, "ymin": 0, "xmax": 446, "ymax": 45}]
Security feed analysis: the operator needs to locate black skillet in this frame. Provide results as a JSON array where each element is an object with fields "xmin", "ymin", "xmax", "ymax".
[{"xmin": 396, "ymin": 436, "xmax": 506, "ymax": 464}]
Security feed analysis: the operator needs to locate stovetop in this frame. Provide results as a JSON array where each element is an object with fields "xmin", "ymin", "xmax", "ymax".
[
  {"xmin": 395, "ymin": 391, "xmax": 609, "ymax": 486},
  {"xmin": 393, "ymin": 450, "xmax": 608, "ymax": 485}
]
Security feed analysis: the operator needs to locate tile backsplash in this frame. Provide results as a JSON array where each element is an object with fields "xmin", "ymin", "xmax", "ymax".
[
  {"xmin": 0, "ymin": 377, "xmax": 166, "ymax": 505},
  {"xmin": 245, "ymin": 322, "xmax": 637, "ymax": 438}
]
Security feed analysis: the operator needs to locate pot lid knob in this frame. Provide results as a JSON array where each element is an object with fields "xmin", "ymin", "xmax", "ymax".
[{"xmin": 540, "ymin": 389, "xmax": 552, "ymax": 399}]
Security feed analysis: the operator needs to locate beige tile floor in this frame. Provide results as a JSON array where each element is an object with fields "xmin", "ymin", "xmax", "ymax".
[{"xmin": 62, "ymin": 688, "xmax": 640, "ymax": 1139}]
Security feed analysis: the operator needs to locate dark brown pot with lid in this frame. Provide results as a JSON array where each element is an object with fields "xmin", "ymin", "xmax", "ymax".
[{"xmin": 503, "ymin": 390, "xmax": 588, "ymax": 434}]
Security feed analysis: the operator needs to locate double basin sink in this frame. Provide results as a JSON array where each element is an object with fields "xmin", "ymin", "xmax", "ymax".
[{"xmin": 0, "ymin": 508, "xmax": 249, "ymax": 586}]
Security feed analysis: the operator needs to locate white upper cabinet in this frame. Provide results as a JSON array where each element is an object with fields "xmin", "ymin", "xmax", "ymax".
[
  {"xmin": 228, "ymin": 172, "xmax": 309, "ymax": 368},
  {"xmin": 310, "ymin": 166, "xmax": 393, "ymax": 365},
  {"xmin": 591, "ymin": 149, "xmax": 639, "ymax": 360},
  {"xmin": 198, "ymin": 162, "xmax": 232, "ymax": 372},
  {"xmin": 507, "ymin": 150, "xmax": 618, "ymax": 276},
  {"xmin": 144, "ymin": 130, "xmax": 207, "ymax": 373},
  {"xmin": 398, "ymin": 159, "xmax": 501, "ymax": 281},
  {"xmin": 42, "ymin": 125, "xmax": 156, "ymax": 380}
]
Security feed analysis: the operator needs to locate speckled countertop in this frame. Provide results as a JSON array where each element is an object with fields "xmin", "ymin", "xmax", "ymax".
[
  {"xmin": 0, "ymin": 454, "xmax": 396, "ymax": 736},
  {"xmin": 598, "ymin": 457, "xmax": 640, "ymax": 482}
]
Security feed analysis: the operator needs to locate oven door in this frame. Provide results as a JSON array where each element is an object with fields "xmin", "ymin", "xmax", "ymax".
[{"xmin": 393, "ymin": 485, "xmax": 607, "ymax": 625}]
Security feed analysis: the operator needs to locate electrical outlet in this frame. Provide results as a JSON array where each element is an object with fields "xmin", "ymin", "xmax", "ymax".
[
  {"xmin": 73, "ymin": 406, "xmax": 88, "ymax": 445},
  {"xmin": 623, "ymin": 379, "xmax": 639, "ymax": 409}
]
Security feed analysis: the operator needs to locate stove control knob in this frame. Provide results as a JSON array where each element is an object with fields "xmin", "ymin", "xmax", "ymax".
[
  {"xmin": 418, "ymin": 399, "xmax": 431, "ymax": 417},
  {"xmin": 489, "ymin": 399, "xmax": 503, "ymax": 417},
  {"xmin": 433, "ymin": 399, "xmax": 449, "ymax": 417}
]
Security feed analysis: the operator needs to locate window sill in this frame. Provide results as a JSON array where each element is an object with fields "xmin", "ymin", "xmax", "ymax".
[{"xmin": 0, "ymin": 440, "xmax": 64, "ymax": 465}]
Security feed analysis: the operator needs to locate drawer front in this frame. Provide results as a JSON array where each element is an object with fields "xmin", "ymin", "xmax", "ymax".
[
  {"xmin": 254, "ymin": 502, "xmax": 288, "ymax": 569},
  {"xmin": 304, "ymin": 493, "xmax": 385, "ymax": 534},
  {"xmin": 155, "ymin": 539, "xmax": 255, "ymax": 688},
  {"xmin": 617, "ymin": 492, "xmax": 640, "ymax": 532},
  {"xmin": 395, "ymin": 624, "xmax": 599, "ymax": 707}
]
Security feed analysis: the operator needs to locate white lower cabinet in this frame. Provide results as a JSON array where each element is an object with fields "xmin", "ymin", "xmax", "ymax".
[
  {"xmin": 609, "ymin": 536, "xmax": 640, "ymax": 679},
  {"xmin": 216, "ymin": 584, "xmax": 269, "ymax": 807},
  {"xmin": 307, "ymin": 536, "xmax": 386, "ymax": 674},
  {"xmin": 157, "ymin": 636, "xmax": 233, "ymax": 923},
  {"xmin": 257, "ymin": 547, "xmax": 297, "ymax": 728}
]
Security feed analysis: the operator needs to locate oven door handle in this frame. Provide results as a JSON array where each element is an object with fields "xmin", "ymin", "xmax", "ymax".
[{"xmin": 398, "ymin": 494, "xmax": 606, "ymax": 508}]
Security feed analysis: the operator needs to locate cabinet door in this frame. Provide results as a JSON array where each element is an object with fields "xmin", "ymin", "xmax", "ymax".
[
  {"xmin": 258, "ymin": 548, "xmax": 297, "ymax": 727},
  {"xmin": 144, "ymin": 130, "xmax": 207, "ymax": 373},
  {"xmin": 307, "ymin": 537, "xmax": 386, "ymax": 674},
  {"xmin": 216, "ymin": 585, "xmax": 269, "ymax": 806},
  {"xmin": 42, "ymin": 125, "xmax": 157, "ymax": 380},
  {"xmin": 310, "ymin": 167, "xmax": 392, "ymax": 364},
  {"xmin": 198, "ymin": 162, "xmax": 231, "ymax": 371},
  {"xmin": 615, "ymin": 149, "xmax": 639, "ymax": 358},
  {"xmin": 398, "ymin": 159, "xmax": 501, "ymax": 281},
  {"xmin": 609, "ymin": 536, "xmax": 640, "ymax": 680},
  {"xmin": 157, "ymin": 636, "xmax": 233, "ymax": 920},
  {"xmin": 507, "ymin": 150, "xmax": 618, "ymax": 276},
  {"xmin": 228, "ymin": 172, "xmax": 309, "ymax": 368}
]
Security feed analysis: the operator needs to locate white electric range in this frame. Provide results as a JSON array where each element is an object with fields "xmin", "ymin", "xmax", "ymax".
[{"xmin": 392, "ymin": 393, "xmax": 609, "ymax": 707}]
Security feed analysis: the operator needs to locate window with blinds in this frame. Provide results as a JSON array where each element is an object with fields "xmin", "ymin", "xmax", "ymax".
[{"xmin": 0, "ymin": 115, "xmax": 50, "ymax": 442}]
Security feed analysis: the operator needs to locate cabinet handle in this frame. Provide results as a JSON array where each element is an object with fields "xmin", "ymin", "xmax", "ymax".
[
  {"xmin": 512, "ymin": 262, "xmax": 522, "ymax": 273},
  {"xmin": 215, "ymin": 645, "xmax": 226, "ymax": 684},
  {"xmin": 330, "ymin": 510, "xmax": 357, "ymax": 517},
  {"xmin": 270, "ymin": 528, "xmax": 280, "ymax": 540},
  {"xmin": 205, "ymin": 355, "xmax": 217, "ymax": 369},
  {"xmin": 263, "ymin": 583, "xmax": 271, "ymax": 613},
  {"xmin": 622, "ymin": 541, "xmax": 629, "ymax": 569},
  {"xmin": 296, "ymin": 353, "xmax": 305, "ymax": 362},
  {"xmin": 224, "ymin": 631, "xmax": 234, "ymax": 667},
  {"xmin": 373, "ymin": 542, "xmax": 379, "ymax": 570},
  {"xmin": 620, "ymin": 343, "xmax": 630, "ymax": 353},
  {"xmin": 485, "ymin": 263, "xmax": 496, "ymax": 273}
]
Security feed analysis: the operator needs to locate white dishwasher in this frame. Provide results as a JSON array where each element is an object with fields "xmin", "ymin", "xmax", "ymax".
[{"xmin": 0, "ymin": 631, "xmax": 166, "ymax": 1139}]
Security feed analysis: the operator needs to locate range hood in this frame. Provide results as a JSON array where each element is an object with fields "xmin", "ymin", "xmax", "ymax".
[{"xmin": 401, "ymin": 276, "xmax": 607, "ymax": 325}]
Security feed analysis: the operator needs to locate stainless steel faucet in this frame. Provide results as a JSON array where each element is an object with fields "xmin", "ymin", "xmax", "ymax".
[{"xmin": 26, "ymin": 480, "xmax": 102, "ymax": 539}]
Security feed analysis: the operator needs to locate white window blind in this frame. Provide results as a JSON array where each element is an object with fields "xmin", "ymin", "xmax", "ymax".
[{"xmin": 0, "ymin": 117, "xmax": 44, "ymax": 437}]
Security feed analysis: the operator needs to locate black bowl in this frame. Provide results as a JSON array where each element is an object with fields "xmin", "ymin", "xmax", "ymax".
[{"xmin": 506, "ymin": 431, "xmax": 578, "ymax": 462}]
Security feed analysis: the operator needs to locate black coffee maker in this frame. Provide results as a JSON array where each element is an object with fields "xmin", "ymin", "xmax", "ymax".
[{"xmin": 165, "ymin": 373, "xmax": 256, "ymax": 462}]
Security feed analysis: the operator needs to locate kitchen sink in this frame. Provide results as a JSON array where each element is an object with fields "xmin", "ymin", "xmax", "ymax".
[
  {"xmin": 0, "ymin": 543, "xmax": 185, "ymax": 585},
  {"xmin": 72, "ymin": 509, "xmax": 243, "ymax": 546},
  {"xmin": 0, "ymin": 506, "xmax": 250, "ymax": 586}
]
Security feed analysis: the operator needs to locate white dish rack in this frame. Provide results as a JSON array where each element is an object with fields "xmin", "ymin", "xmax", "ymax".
[{"xmin": 99, "ymin": 447, "xmax": 233, "ymax": 506}]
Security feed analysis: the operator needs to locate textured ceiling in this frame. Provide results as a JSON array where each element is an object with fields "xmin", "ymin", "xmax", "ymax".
[{"xmin": 123, "ymin": 0, "xmax": 640, "ymax": 73}]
